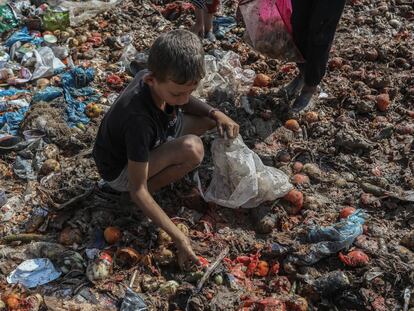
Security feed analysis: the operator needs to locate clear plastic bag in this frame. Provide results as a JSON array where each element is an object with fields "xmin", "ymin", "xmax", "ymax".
[
  {"xmin": 60, "ymin": 0, "xmax": 122, "ymax": 27},
  {"xmin": 194, "ymin": 51, "xmax": 255, "ymax": 100},
  {"xmin": 204, "ymin": 136, "xmax": 292, "ymax": 208},
  {"xmin": 239, "ymin": 0, "xmax": 303, "ymax": 62}
]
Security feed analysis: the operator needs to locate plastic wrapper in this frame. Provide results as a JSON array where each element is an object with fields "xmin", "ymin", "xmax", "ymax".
[
  {"xmin": 287, "ymin": 210, "xmax": 367, "ymax": 265},
  {"xmin": 239, "ymin": 0, "xmax": 303, "ymax": 62},
  {"xmin": 203, "ymin": 136, "xmax": 292, "ymax": 208}
]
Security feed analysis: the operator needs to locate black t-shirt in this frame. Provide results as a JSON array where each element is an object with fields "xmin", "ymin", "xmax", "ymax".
[{"xmin": 93, "ymin": 70, "xmax": 181, "ymax": 181}]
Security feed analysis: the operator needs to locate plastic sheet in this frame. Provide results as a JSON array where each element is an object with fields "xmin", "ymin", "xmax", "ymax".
[
  {"xmin": 203, "ymin": 136, "xmax": 292, "ymax": 208},
  {"xmin": 239, "ymin": 0, "xmax": 303, "ymax": 61}
]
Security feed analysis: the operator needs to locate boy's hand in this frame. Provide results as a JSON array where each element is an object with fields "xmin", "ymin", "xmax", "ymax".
[
  {"xmin": 175, "ymin": 237, "xmax": 200, "ymax": 270},
  {"xmin": 213, "ymin": 111, "xmax": 240, "ymax": 139}
]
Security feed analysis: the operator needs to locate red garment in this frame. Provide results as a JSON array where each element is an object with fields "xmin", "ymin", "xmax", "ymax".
[{"xmin": 206, "ymin": 0, "xmax": 220, "ymax": 14}]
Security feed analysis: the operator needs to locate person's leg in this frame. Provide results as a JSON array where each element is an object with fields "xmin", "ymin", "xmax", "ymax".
[
  {"xmin": 147, "ymin": 135, "xmax": 204, "ymax": 193},
  {"xmin": 292, "ymin": 0, "xmax": 346, "ymax": 112},
  {"xmin": 304, "ymin": 0, "xmax": 346, "ymax": 87},
  {"xmin": 291, "ymin": 0, "xmax": 312, "ymax": 60},
  {"xmin": 204, "ymin": 0, "xmax": 220, "ymax": 41},
  {"xmin": 191, "ymin": 6, "xmax": 205, "ymax": 37},
  {"xmin": 284, "ymin": 0, "xmax": 312, "ymax": 98},
  {"xmin": 146, "ymin": 114, "xmax": 215, "ymax": 193}
]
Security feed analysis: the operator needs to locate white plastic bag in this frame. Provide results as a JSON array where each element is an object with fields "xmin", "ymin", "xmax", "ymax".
[
  {"xmin": 194, "ymin": 51, "xmax": 255, "ymax": 99},
  {"xmin": 204, "ymin": 136, "xmax": 292, "ymax": 208},
  {"xmin": 29, "ymin": 47, "xmax": 65, "ymax": 80}
]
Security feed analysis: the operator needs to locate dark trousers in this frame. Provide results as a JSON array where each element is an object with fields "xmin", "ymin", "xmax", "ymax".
[{"xmin": 291, "ymin": 0, "xmax": 346, "ymax": 86}]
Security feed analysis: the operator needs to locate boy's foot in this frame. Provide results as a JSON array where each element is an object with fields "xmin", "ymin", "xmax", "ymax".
[
  {"xmin": 291, "ymin": 85, "xmax": 317, "ymax": 113},
  {"xmin": 251, "ymin": 205, "xmax": 277, "ymax": 234},
  {"xmin": 283, "ymin": 74, "xmax": 304, "ymax": 99},
  {"xmin": 205, "ymin": 31, "xmax": 216, "ymax": 42}
]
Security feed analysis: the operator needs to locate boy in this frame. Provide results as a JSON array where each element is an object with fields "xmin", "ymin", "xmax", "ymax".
[
  {"xmin": 191, "ymin": 0, "xmax": 220, "ymax": 42},
  {"xmin": 93, "ymin": 30, "xmax": 239, "ymax": 269}
]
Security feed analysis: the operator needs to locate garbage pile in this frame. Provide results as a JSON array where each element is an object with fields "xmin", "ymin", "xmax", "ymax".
[{"xmin": 0, "ymin": 0, "xmax": 413, "ymax": 310}]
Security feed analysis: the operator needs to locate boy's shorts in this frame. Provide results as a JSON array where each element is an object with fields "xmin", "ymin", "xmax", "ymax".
[
  {"xmin": 192, "ymin": 0, "xmax": 220, "ymax": 14},
  {"xmin": 206, "ymin": 0, "xmax": 220, "ymax": 14},
  {"xmin": 107, "ymin": 112, "xmax": 184, "ymax": 192}
]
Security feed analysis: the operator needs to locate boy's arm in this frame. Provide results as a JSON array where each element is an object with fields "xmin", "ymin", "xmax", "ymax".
[
  {"xmin": 127, "ymin": 160, "xmax": 199, "ymax": 269},
  {"xmin": 182, "ymin": 96, "xmax": 213, "ymax": 117},
  {"xmin": 183, "ymin": 96, "xmax": 240, "ymax": 138}
]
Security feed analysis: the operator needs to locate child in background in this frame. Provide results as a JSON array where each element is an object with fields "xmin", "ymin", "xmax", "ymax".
[{"xmin": 191, "ymin": 0, "xmax": 220, "ymax": 42}]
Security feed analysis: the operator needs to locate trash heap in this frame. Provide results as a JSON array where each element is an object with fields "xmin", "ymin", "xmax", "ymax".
[{"xmin": 0, "ymin": 0, "xmax": 413, "ymax": 310}]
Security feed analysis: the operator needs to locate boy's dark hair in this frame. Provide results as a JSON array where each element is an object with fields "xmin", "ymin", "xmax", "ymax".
[{"xmin": 148, "ymin": 29, "xmax": 205, "ymax": 84}]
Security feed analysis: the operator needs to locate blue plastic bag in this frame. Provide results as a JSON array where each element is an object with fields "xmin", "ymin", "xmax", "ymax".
[
  {"xmin": 287, "ymin": 210, "xmax": 367, "ymax": 265},
  {"xmin": 60, "ymin": 67, "xmax": 99, "ymax": 127},
  {"xmin": 0, "ymin": 106, "xmax": 29, "ymax": 135},
  {"xmin": 32, "ymin": 86, "xmax": 63, "ymax": 102},
  {"xmin": 5, "ymin": 27, "xmax": 43, "ymax": 47},
  {"xmin": 213, "ymin": 16, "xmax": 237, "ymax": 39}
]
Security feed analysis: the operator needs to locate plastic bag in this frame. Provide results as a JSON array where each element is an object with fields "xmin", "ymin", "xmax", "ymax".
[
  {"xmin": 194, "ymin": 51, "xmax": 255, "ymax": 100},
  {"xmin": 121, "ymin": 287, "xmax": 148, "ymax": 311},
  {"xmin": 213, "ymin": 16, "xmax": 237, "ymax": 39},
  {"xmin": 7, "ymin": 258, "xmax": 61, "ymax": 288},
  {"xmin": 287, "ymin": 209, "xmax": 367, "ymax": 265},
  {"xmin": 31, "ymin": 47, "xmax": 66, "ymax": 80},
  {"xmin": 33, "ymin": 86, "xmax": 63, "ymax": 102},
  {"xmin": 5, "ymin": 27, "xmax": 43, "ymax": 48},
  {"xmin": 60, "ymin": 66, "xmax": 99, "ymax": 127},
  {"xmin": 239, "ymin": 0, "xmax": 303, "ymax": 62},
  {"xmin": 60, "ymin": 0, "xmax": 122, "ymax": 26},
  {"xmin": 204, "ymin": 136, "xmax": 292, "ymax": 208}
]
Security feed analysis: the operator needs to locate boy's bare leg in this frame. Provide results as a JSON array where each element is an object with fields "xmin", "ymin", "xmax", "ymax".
[
  {"xmin": 191, "ymin": 8, "xmax": 205, "ymax": 37},
  {"xmin": 204, "ymin": 11, "xmax": 214, "ymax": 34},
  {"xmin": 146, "ymin": 115, "xmax": 215, "ymax": 193},
  {"xmin": 147, "ymin": 135, "xmax": 204, "ymax": 193},
  {"xmin": 181, "ymin": 114, "xmax": 216, "ymax": 136}
]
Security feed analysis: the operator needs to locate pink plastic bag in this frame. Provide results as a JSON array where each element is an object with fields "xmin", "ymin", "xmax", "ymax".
[{"xmin": 239, "ymin": 0, "xmax": 304, "ymax": 62}]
